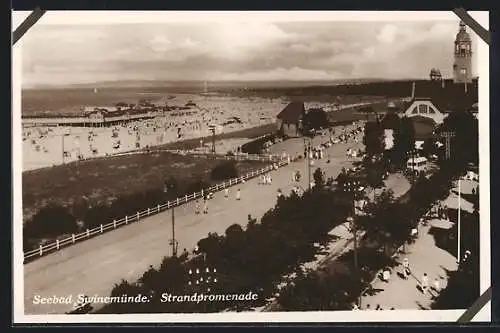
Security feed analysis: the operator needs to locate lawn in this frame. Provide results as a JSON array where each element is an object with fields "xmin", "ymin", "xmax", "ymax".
[{"xmin": 22, "ymin": 151, "xmax": 269, "ymax": 223}]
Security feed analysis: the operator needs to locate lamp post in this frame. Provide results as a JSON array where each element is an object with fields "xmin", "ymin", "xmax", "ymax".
[
  {"xmin": 61, "ymin": 133, "xmax": 65, "ymax": 164},
  {"xmin": 188, "ymin": 266, "xmax": 218, "ymax": 312},
  {"xmin": 408, "ymin": 149, "xmax": 417, "ymax": 183},
  {"xmin": 164, "ymin": 182, "xmax": 178, "ymax": 257},
  {"xmin": 208, "ymin": 125, "xmax": 216, "ymax": 156},
  {"xmin": 299, "ymin": 118, "xmax": 313, "ymax": 190},
  {"xmin": 457, "ymin": 178, "xmax": 462, "ymax": 263},
  {"xmin": 343, "ymin": 179, "xmax": 365, "ymax": 307},
  {"xmin": 302, "ymin": 137, "xmax": 313, "ymax": 190}
]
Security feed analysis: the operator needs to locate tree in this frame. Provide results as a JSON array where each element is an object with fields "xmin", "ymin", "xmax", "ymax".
[
  {"xmin": 198, "ymin": 232, "xmax": 223, "ymax": 263},
  {"xmin": 185, "ymin": 177, "xmax": 209, "ymax": 194},
  {"xmin": 421, "ymin": 138, "xmax": 438, "ymax": 157},
  {"xmin": 392, "ymin": 117, "xmax": 415, "ymax": 169},
  {"xmin": 313, "ymin": 168, "xmax": 325, "ymax": 188},
  {"xmin": 380, "ymin": 113, "xmax": 400, "ymax": 131},
  {"xmin": 358, "ymin": 190, "xmax": 415, "ymax": 256},
  {"xmin": 437, "ymin": 110, "xmax": 478, "ymax": 170},
  {"xmin": 279, "ymin": 267, "xmax": 359, "ymax": 311},
  {"xmin": 365, "ymin": 161, "xmax": 385, "ymax": 195},
  {"xmin": 210, "ymin": 161, "xmax": 238, "ymax": 181},
  {"xmin": 303, "ymin": 108, "xmax": 329, "ymax": 132},
  {"xmin": 84, "ymin": 203, "xmax": 113, "ymax": 229},
  {"xmin": 104, "ymin": 279, "xmax": 148, "ymax": 313},
  {"xmin": 363, "ymin": 121, "xmax": 384, "ymax": 158}
]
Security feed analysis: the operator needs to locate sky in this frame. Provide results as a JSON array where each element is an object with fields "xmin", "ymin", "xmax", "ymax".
[{"xmin": 17, "ymin": 12, "xmax": 479, "ymax": 88}]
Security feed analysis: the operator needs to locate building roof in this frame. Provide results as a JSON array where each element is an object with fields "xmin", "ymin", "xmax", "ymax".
[
  {"xmin": 456, "ymin": 21, "xmax": 471, "ymax": 42},
  {"xmin": 409, "ymin": 80, "xmax": 478, "ymax": 113},
  {"xmin": 276, "ymin": 102, "xmax": 305, "ymax": 124},
  {"xmin": 83, "ymin": 106, "xmax": 119, "ymax": 113}
]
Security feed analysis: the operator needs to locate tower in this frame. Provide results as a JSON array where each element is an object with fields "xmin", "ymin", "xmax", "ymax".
[{"xmin": 453, "ymin": 21, "xmax": 473, "ymax": 84}]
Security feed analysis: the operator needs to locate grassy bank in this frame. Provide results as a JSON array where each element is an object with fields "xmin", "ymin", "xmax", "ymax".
[{"xmin": 22, "ymin": 151, "xmax": 269, "ymax": 223}]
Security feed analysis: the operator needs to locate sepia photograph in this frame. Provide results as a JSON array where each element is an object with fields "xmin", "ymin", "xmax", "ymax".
[{"xmin": 12, "ymin": 10, "xmax": 490, "ymax": 323}]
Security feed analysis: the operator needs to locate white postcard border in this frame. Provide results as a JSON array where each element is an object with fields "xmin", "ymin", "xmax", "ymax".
[{"xmin": 12, "ymin": 10, "xmax": 491, "ymax": 323}]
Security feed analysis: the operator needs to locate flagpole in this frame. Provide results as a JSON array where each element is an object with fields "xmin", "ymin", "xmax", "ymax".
[{"xmin": 458, "ymin": 178, "xmax": 462, "ymax": 262}]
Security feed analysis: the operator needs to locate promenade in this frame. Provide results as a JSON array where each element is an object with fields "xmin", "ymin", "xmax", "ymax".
[
  {"xmin": 24, "ymin": 124, "xmax": 363, "ymax": 315},
  {"xmin": 359, "ymin": 179, "xmax": 478, "ymax": 310}
]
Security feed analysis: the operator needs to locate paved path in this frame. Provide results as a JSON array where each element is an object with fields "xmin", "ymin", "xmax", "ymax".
[
  {"xmin": 359, "ymin": 179, "xmax": 478, "ymax": 310},
  {"xmin": 24, "ymin": 125, "xmax": 363, "ymax": 315}
]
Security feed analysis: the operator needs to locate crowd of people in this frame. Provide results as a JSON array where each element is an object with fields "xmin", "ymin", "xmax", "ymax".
[
  {"xmin": 22, "ymin": 95, "xmax": 288, "ymax": 171},
  {"xmin": 351, "ymin": 183, "xmax": 476, "ymax": 311}
]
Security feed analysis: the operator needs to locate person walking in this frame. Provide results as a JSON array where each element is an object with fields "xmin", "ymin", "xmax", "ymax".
[
  {"xmin": 224, "ymin": 188, "xmax": 229, "ymax": 198},
  {"xmin": 203, "ymin": 198, "xmax": 208, "ymax": 214},
  {"xmin": 236, "ymin": 189, "xmax": 241, "ymax": 201},
  {"xmin": 402, "ymin": 258, "xmax": 410, "ymax": 279},
  {"xmin": 195, "ymin": 200, "xmax": 201, "ymax": 214},
  {"xmin": 433, "ymin": 277, "xmax": 441, "ymax": 293},
  {"xmin": 382, "ymin": 267, "xmax": 391, "ymax": 283},
  {"xmin": 421, "ymin": 273, "xmax": 429, "ymax": 294}
]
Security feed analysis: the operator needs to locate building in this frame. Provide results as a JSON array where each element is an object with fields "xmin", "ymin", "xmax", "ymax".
[
  {"xmin": 82, "ymin": 106, "xmax": 120, "ymax": 114},
  {"xmin": 453, "ymin": 21, "xmax": 473, "ymax": 84},
  {"xmin": 403, "ymin": 98, "xmax": 446, "ymax": 125},
  {"xmin": 22, "ymin": 109, "xmax": 157, "ymax": 127},
  {"xmin": 406, "ymin": 156, "xmax": 428, "ymax": 172},
  {"xmin": 276, "ymin": 101, "xmax": 306, "ymax": 138}
]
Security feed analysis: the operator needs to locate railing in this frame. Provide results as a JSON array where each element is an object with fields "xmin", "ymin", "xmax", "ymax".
[
  {"xmin": 23, "ymin": 157, "xmax": 291, "ymax": 263},
  {"xmin": 112, "ymin": 149, "xmax": 284, "ymax": 162}
]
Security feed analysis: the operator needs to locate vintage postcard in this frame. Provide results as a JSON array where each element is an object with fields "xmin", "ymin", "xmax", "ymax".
[{"xmin": 12, "ymin": 10, "xmax": 490, "ymax": 323}]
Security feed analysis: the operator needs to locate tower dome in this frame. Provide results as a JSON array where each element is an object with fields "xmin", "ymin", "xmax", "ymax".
[{"xmin": 456, "ymin": 21, "xmax": 471, "ymax": 42}]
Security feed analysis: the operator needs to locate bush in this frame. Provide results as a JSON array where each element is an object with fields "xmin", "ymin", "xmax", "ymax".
[
  {"xmin": 24, "ymin": 204, "xmax": 77, "ymax": 239},
  {"xmin": 210, "ymin": 161, "xmax": 238, "ymax": 181},
  {"xmin": 303, "ymin": 108, "xmax": 329, "ymax": 133},
  {"xmin": 84, "ymin": 203, "xmax": 113, "ymax": 229}
]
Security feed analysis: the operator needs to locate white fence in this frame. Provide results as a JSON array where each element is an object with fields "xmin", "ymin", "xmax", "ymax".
[
  {"xmin": 24, "ymin": 158, "xmax": 290, "ymax": 262},
  {"xmin": 112, "ymin": 149, "xmax": 284, "ymax": 162},
  {"xmin": 171, "ymin": 151, "xmax": 285, "ymax": 162}
]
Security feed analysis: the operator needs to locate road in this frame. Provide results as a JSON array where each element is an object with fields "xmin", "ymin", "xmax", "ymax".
[{"xmin": 24, "ymin": 123, "xmax": 364, "ymax": 315}]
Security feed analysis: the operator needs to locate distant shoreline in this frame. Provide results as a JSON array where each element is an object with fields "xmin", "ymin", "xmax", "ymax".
[{"xmin": 21, "ymin": 78, "xmax": 406, "ymax": 91}]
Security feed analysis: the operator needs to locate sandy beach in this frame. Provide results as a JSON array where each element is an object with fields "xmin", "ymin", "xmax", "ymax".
[{"xmin": 22, "ymin": 94, "xmax": 372, "ymax": 171}]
